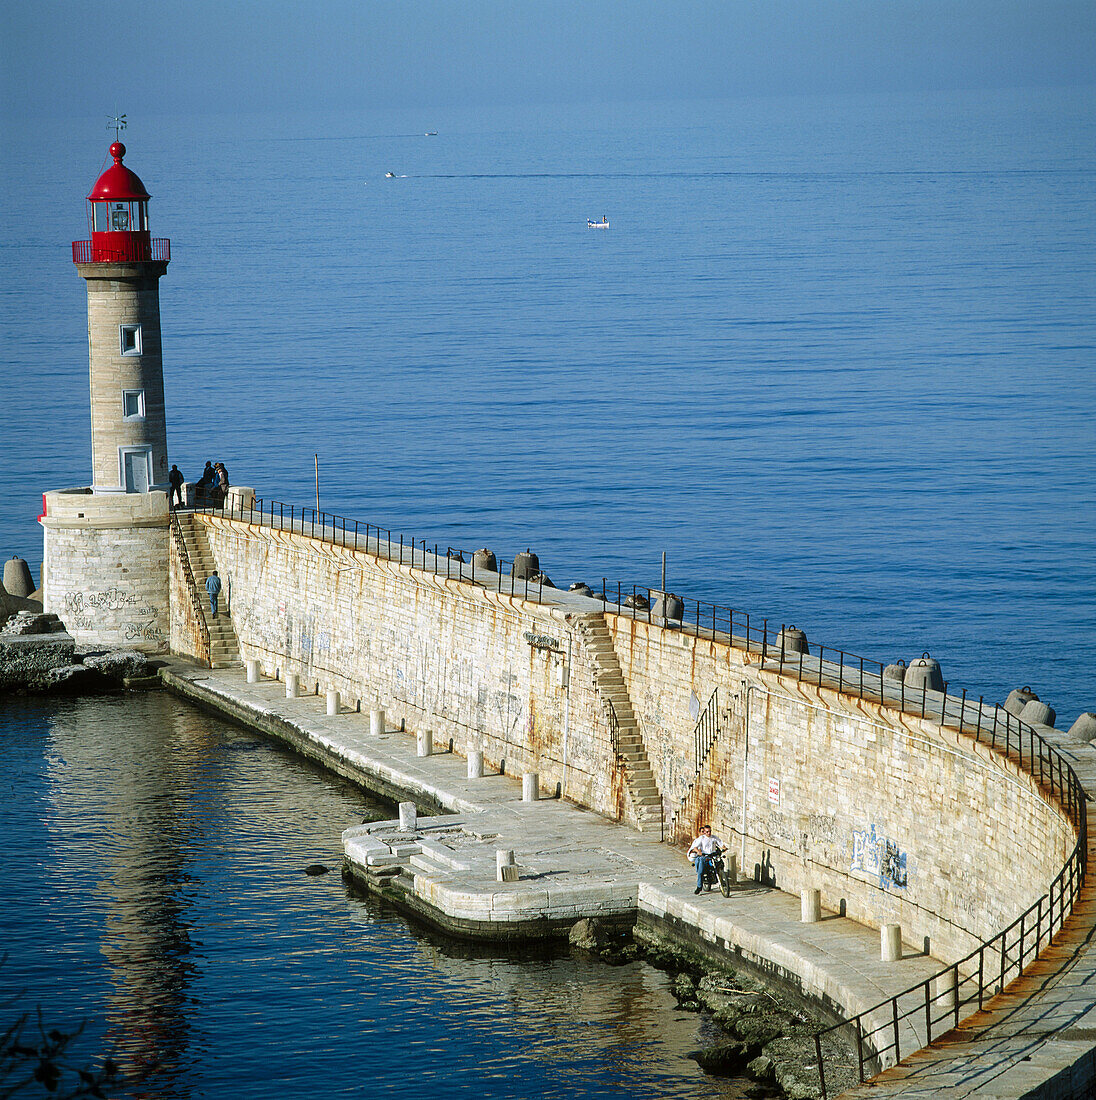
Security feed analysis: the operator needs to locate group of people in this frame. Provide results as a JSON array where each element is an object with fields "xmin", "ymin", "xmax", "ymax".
[{"xmin": 166, "ymin": 460, "xmax": 231, "ymax": 509}]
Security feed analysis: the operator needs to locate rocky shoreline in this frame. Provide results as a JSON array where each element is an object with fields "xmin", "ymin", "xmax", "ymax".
[
  {"xmin": 0, "ymin": 610, "xmax": 161, "ymax": 694},
  {"xmin": 567, "ymin": 916, "xmax": 859, "ymax": 1100}
]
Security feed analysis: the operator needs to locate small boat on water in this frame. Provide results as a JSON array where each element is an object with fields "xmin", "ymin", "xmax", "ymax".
[
  {"xmin": 424, "ymin": 131, "xmax": 438, "ymax": 136},
  {"xmin": 385, "ymin": 172, "xmax": 395, "ymax": 178},
  {"xmin": 587, "ymin": 215, "xmax": 610, "ymax": 229}
]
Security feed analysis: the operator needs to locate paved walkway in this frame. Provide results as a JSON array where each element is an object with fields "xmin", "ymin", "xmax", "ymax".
[{"xmin": 161, "ymin": 659, "xmax": 1096, "ymax": 1098}]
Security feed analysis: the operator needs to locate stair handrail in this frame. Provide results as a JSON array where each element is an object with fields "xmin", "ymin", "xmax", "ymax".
[
  {"xmin": 169, "ymin": 509, "xmax": 212, "ymax": 667},
  {"xmin": 668, "ymin": 688, "xmax": 722, "ymax": 842}
]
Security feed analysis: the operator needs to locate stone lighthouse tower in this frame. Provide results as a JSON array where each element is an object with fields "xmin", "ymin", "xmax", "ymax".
[
  {"xmin": 39, "ymin": 141, "xmax": 173, "ymax": 653},
  {"xmin": 77, "ymin": 141, "xmax": 170, "ymax": 493}
]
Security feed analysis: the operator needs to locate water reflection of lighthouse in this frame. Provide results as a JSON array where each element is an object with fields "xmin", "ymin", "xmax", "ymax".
[{"xmin": 43, "ymin": 697, "xmax": 215, "ymax": 1091}]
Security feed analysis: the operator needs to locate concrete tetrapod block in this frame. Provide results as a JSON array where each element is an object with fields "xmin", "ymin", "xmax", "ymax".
[
  {"xmin": 881, "ymin": 923, "xmax": 902, "ymax": 962},
  {"xmin": 801, "ymin": 888, "xmax": 821, "ymax": 923},
  {"xmin": 467, "ymin": 750, "xmax": 484, "ymax": 779},
  {"xmin": 286, "ymin": 672, "xmax": 300, "ymax": 698},
  {"xmin": 417, "ymin": 729, "xmax": 433, "ymax": 757},
  {"xmin": 246, "ymin": 659, "xmax": 260, "ymax": 684},
  {"xmin": 398, "ymin": 802, "xmax": 417, "ymax": 830},
  {"xmin": 1068, "ymin": 712, "xmax": 1096, "ymax": 742},
  {"xmin": 370, "ymin": 707, "xmax": 385, "ymax": 736},
  {"xmin": 522, "ymin": 772, "xmax": 539, "ymax": 802},
  {"xmin": 1020, "ymin": 699, "xmax": 1056, "ymax": 728},
  {"xmin": 326, "ymin": 689, "xmax": 340, "ymax": 716}
]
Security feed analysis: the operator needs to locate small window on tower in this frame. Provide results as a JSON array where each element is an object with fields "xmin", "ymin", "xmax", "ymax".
[
  {"xmin": 122, "ymin": 389, "xmax": 145, "ymax": 419},
  {"xmin": 120, "ymin": 324, "xmax": 142, "ymax": 355}
]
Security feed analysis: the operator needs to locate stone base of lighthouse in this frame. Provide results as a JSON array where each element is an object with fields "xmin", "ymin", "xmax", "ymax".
[{"xmin": 40, "ymin": 488, "xmax": 170, "ymax": 654}]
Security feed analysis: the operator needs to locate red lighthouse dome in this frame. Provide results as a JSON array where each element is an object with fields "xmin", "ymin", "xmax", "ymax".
[{"xmin": 74, "ymin": 142, "xmax": 169, "ymax": 264}]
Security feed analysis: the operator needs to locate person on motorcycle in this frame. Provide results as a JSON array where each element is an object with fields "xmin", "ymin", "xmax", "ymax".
[{"xmin": 687, "ymin": 824, "xmax": 726, "ymax": 894}]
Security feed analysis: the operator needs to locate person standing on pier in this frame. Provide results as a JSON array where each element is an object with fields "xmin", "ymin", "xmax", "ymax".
[
  {"xmin": 206, "ymin": 570, "xmax": 222, "ymax": 617},
  {"xmin": 168, "ymin": 464, "xmax": 184, "ymax": 508}
]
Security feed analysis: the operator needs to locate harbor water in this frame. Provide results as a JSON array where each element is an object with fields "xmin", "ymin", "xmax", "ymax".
[{"xmin": 0, "ymin": 691, "xmax": 755, "ymax": 1098}]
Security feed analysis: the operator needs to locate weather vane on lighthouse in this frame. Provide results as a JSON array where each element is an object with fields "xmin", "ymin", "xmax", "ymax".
[{"xmin": 107, "ymin": 113, "xmax": 127, "ymax": 141}]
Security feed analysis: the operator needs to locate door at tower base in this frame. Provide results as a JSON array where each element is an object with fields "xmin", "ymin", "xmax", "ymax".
[
  {"xmin": 39, "ymin": 489, "xmax": 170, "ymax": 654},
  {"xmin": 122, "ymin": 448, "xmax": 152, "ymax": 493}
]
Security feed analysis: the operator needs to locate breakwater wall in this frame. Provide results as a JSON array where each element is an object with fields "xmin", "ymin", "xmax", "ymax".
[{"xmin": 171, "ymin": 509, "xmax": 1079, "ymax": 965}]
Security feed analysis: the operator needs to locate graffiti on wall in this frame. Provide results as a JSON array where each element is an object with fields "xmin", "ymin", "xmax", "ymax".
[
  {"xmin": 64, "ymin": 587, "xmax": 160, "ymax": 639},
  {"xmin": 851, "ymin": 824, "xmax": 909, "ymax": 890}
]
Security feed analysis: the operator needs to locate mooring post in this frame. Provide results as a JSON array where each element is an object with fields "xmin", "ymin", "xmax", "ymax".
[
  {"xmin": 370, "ymin": 707, "xmax": 385, "ymax": 736},
  {"xmin": 881, "ymin": 924, "xmax": 902, "ymax": 962},
  {"xmin": 417, "ymin": 729, "xmax": 433, "ymax": 757},
  {"xmin": 468, "ymin": 750, "xmax": 484, "ymax": 778},
  {"xmin": 398, "ymin": 802, "xmax": 417, "ymax": 830},
  {"xmin": 522, "ymin": 772, "xmax": 539, "ymax": 801},
  {"xmin": 246, "ymin": 659, "xmax": 260, "ymax": 683},
  {"xmin": 326, "ymin": 689, "xmax": 340, "ymax": 716},
  {"xmin": 802, "ymin": 888, "xmax": 821, "ymax": 923},
  {"xmin": 496, "ymin": 849, "xmax": 518, "ymax": 882},
  {"xmin": 286, "ymin": 672, "xmax": 300, "ymax": 698}
]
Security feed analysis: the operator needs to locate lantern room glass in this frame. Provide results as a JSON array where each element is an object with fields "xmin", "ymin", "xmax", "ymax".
[{"xmin": 91, "ymin": 199, "xmax": 148, "ymax": 234}]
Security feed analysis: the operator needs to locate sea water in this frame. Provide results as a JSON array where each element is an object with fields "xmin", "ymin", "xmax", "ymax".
[{"xmin": 0, "ymin": 692, "xmax": 750, "ymax": 1099}]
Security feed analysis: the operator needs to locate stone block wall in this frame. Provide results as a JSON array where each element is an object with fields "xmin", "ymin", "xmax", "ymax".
[
  {"xmin": 41, "ymin": 489, "xmax": 169, "ymax": 653},
  {"xmin": 607, "ymin": 613, "xmax": 1077, "ymax": 960},
  {"xmin": 192, "ymin": 516, "xmax": 623, "ymax": 815},
  {"xmin": 183, "ymin": 513, "xmax": 1078, "ymax": 964}
]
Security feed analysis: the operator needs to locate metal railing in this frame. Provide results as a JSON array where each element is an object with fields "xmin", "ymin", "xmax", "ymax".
[
  {"xmin": 665, "ymin": 689, "xmax": 723, "ymax": 844},
  {"xmin": 169, "ymin": 509, "xmax": 211, "ymax": 667},
  {"xmin": 195, "ymin": 496, "xmax": 565, "ymax": 601},
  {"xmin": 694, "ymin": 687, "xmax": 721, "ymax": 776},
  {"xmin": 72, "ymin": 238, "xmax": 170, "ymax": 264}
]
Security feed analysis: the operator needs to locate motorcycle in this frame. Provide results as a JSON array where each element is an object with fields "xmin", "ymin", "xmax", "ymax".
[{"xmin": 695, "ymin": 847, "xmax": 732, "ymax": 897}]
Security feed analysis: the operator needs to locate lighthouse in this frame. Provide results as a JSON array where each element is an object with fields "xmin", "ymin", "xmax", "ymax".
[
  {"xmin": 74, "ymin": 141, "xmax": 171, "ymax": 493},
  {"xmin": 40, "ymin": 141, "xmax": 174, "ymax": 653}
]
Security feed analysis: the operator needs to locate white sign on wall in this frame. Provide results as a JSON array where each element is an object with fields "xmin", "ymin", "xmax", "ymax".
[{"xmin": 768, "ymin": 777, "xmax": 780, "ymax": 805}]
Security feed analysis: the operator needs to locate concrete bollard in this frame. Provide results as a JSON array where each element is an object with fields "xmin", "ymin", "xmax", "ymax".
[
  {"xmin": 522, "ymin": 772, "xmax": 539, "ymax": 802},
  {"xmin": 286, "ymin": 672, "xmax": 300, "ymax": 698},
  {"xmin": 801, "ymin": 888, "xmax": 821, "ymax": 923},
  {"xmin": 417, "ymin": 729, "xmax": 433, "ymax": 757},
  {"xmin": 398, "ymin": 802, "xmax": 417, "ymax": 831},
  {"xmin": 725, "ymin": 853, "xmax": 737, "ymax": 886},
  {"xmin": 326, "ymin": 689, "xmax": 340, "ymax": 716},
  {"xmin": 934, "ymin": 968, "xmax": 958, "ymax": 1014},
  {"xmin": 496, "ymin": 849, "xmax": 518, "ymax": 882},
  {"xmin": 370, "ymin": 707, "xmax": 385, "ymax": 736},
  {"xmin": 246, "ymin": 659, "xmax": 260, "ymax": 683},
  {"xmin": 468, "ymin": 750, "xmax": 484, "ymax": 779},
  {"xmin": 881, "ymin": 923, "xmax": 902, "ymax": 962}
]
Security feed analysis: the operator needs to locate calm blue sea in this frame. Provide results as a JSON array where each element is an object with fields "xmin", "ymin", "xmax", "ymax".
[
  {"xmin": 3, "ymin": 89, "xmax": 1094, "ymax": 721},
  {"xmin": 0, "ymin": 88, "xmax": 1094, "ymax": 1097}
]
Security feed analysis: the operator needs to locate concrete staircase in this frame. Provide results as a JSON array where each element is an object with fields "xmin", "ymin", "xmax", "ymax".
[
  {"xmin": 575, "ymin": 614, "xmax": 662, "ymax": 831},
  {"xmin": 175, "ymin": 513, "xmax": 240, "ymax": 668}
]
